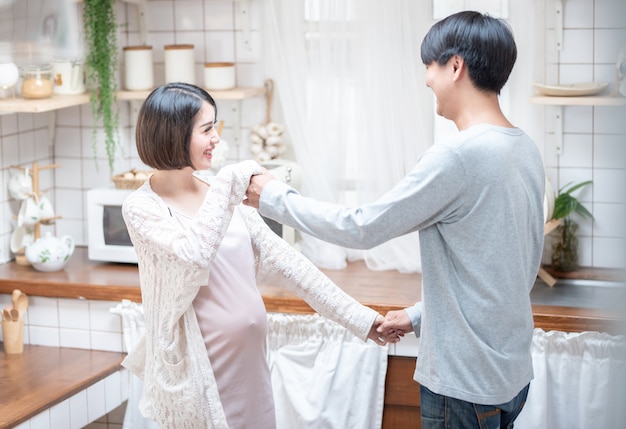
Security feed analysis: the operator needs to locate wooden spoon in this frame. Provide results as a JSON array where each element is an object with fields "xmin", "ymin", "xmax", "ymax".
[
  {"xmin": 11, "ymin": 289, "xmax": 22, "ymax": 309},
  {"xmin": 10, "ymin": 308, "xmax": 19, "ymax": 322},
  {"xmin": 2, "ymin": 308, "xmax": 11, "ymax": 322},
  {"xmin": 16, "ymin": 293, "xmax": 29, "ymax": 317}
]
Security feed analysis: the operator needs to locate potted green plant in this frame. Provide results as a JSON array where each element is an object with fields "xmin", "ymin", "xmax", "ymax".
[
  {"xmin": 551, "ymin": 180, "xmax": 593, "ymax": 272},
  {"xmin": 83, "ymin": 0, "xmax": 119, "ymax": 174}
]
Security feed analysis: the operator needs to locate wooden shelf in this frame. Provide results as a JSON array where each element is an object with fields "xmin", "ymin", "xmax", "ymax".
[
  {"xmin": 118, "ymin": 86, "xmax": 265, "ymax": 101},
  {"xmin": 0, "ymin": 345, "xmax": 124, "ymax": 429},
  {"xmin": 0, "ymin": 93, "xmax": 90, "ymax": 113},
  {"xmin": 0, "ymin": 87, "xmax": 265, "ymax": 114},
  {"xmin": 530, "ymin": 94, "xmax": 626, "ymax": 106}
]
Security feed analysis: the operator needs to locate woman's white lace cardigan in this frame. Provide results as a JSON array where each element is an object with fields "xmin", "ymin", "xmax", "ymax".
[{"xmin": 121, "ymin": 161, "xmax": 378, "ymax": 429}]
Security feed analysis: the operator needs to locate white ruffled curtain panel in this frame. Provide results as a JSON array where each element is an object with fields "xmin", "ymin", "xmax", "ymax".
[
  {"xmin": 262, "ymin": 0, "xmax": 430, "ymax": 272},
  {"xmin": 516, "ymin": 329, "xmax": 626, "ymax": 429},
  {"xmin": 267, "ymin": 313, "xmax": 388, "ymax": 429},
  {"xmin": 111, "ymin": 301, "xmax": 388, "ymax": 429},
  {"xmin": 110, "ymin": 300, "xmax": 159, "ymax": 429}
]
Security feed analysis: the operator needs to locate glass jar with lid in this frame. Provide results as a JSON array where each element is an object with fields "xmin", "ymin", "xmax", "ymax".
[{"xmin": 21, "ymin": 64, "xmax": 54, "ymax": 99}]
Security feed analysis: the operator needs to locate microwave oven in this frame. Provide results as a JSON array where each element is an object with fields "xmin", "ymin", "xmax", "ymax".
[
  {"xmin": 87, "ymin": 187, "xmax": 137, "ymax": 263},
  {"xmin": 87, "ymin": 179, "xmax": 299, "ymax": 264}
]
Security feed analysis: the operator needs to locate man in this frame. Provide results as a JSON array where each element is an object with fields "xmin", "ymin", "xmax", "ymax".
[{"xmin": 245, "ymin": 11, "xmax": 544, "ymax": 429}]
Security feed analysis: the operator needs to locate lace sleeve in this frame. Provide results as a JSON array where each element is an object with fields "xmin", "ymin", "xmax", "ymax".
[{"xmin": 239, "ymin": 206, "xmax": 378, "ymax": 341}]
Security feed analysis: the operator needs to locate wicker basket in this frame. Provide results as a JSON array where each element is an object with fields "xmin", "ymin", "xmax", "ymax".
[{"xmin": 111, "ymin": 169, "xmax": 153, "ymax": 190}]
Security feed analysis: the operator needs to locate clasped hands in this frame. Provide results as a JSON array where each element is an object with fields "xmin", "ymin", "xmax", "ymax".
[{"xmin": 367, "ymin": 310, "xmax": 413, "ymax": 346}]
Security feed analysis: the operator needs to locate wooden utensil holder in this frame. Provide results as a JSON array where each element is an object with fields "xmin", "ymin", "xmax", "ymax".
[{"xmin": 2, "ymin": 318, "xmax": 24, "ymax": 354}]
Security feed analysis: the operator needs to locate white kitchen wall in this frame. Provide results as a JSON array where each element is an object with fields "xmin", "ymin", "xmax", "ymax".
[
  {"xmin": 540, "ymin": 0, "xmax": 626, "ymax": 269},
  {"xmin": 0, "ymin": 0, "xmax": 267, "ymax": 263},
  {"xmin": 1, "ymin": 0, "xmax": 625, "ymax": 270}
]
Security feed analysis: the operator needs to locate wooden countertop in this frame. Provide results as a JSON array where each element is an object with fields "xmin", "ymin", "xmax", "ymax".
[
  {"xmin": 0, "ymin": 345, "xmax": 124, "ymax": 429},
  {"xmin": 0, "ymin": 247, "xmax": 621, "ymax": 334}
]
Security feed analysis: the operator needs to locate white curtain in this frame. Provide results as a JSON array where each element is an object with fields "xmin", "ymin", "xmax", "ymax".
[
  {"xmin": 262, "ymin": 0, "xmax": 431, "ymax": 272},
  {"xmin": 516, "ymin": 329, "xmax": 626, "ymax": 429},
  {"xmin": 267, "ymin": 313, "xmax": 388, "ymax": 429},
  {"xmin": 112, "ymin": 303, "xmax": 388, "ymax": 429},
  {"xmin": 110, "ymin": 300, "xmax": 159, "ymax": 429}
]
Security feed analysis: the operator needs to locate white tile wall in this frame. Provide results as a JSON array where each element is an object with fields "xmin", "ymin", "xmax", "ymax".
[
  {"xmin": 10, "ymin": 371, "xmax": 128, "ymax": 429},
  {"xmin": 540, "ymin": 0, "xmax": 626, "ymax": 269},
  {"xmin": 0, "ymin": 295, "xmax": 125, "ymax": 352}
]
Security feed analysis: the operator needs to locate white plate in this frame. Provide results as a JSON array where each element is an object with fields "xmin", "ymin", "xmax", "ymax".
[{"xmin": 534, "ymin": 82, "xmax": 609, "ymax": 97}]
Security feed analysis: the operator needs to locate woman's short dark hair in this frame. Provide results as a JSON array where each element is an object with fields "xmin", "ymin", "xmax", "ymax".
[
  {"xmin": 420, "ymin": 11, "xmax": 517, "ymax": 94},
  {"xmin": 135, "ymin": 82, "xmax": 217, "ymax": 170}
]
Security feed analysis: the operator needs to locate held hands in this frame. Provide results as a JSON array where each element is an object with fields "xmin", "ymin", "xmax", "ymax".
[
  {"xmin": 368, "ymin": 310, "xmax": 414, "ymax": 345},
  {"xmin": 243, "ymin": 170, "xmax": 277, "ymax": 208},
  {"xmin": 368, "ymin": 314, "xmax": 405, "ymax": 345},
  {"xmin": 378, "ymin": 310, "xmax": 413, "ymax": 339}
]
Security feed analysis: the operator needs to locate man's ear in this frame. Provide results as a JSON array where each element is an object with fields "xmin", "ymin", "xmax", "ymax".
[{"xmin": 451, "ymin": 55, "xmax": 465, "ymax": 80}]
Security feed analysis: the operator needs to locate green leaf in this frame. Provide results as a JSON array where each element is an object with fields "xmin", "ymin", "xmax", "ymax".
[{"xmin": 551, "ymin": 181, "xmax": 594, "ymax": 221}]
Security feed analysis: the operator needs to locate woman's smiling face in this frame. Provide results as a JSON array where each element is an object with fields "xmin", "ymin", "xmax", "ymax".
[{"xmin": 189, "ymin": 102, "xmax": 220, "ymax": 170}]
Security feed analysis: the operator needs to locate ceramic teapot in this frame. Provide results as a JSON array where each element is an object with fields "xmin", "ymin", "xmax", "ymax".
[{"xmin": 25, "ymin": 232, "xmax": 75, "ymax": 272}]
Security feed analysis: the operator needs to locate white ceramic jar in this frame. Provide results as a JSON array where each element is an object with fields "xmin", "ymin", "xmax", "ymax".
[
  {"xmin": 50, "ymin": 58, "xmax": 86, "ymax": 95},
  {"xmin": 204, "ymin": 62, "xmax": 236, "ymax": 90},
  {"xmin": 123, "ymin": 45, "xmax": 154, "ymax": 91},
  {"xmin": 164, "ymin": 44, "xmax": 195, "ymax": 84}
]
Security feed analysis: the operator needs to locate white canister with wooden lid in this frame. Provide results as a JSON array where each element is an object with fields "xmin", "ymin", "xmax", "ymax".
[
  {"xmin": 164, "ymin": 44, "xmax": 195, "ymax": 84},
  {"xmin": 204, "ymin": 62, "xmax": 236, "ymax": 90},
  {"xmin": 123, "ymin": 45, "xmax": 154, "ymax": 91}
]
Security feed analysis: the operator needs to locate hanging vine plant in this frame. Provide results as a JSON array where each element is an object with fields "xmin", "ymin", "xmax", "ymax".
[{"xmin": 83, "ymin": 0, "xmax": 119, "ymax": 174}]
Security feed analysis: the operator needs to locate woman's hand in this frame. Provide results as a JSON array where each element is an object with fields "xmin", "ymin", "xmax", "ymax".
[
  {"xmin": 377, "ymin": 310, "xmax": 413, "ymax": 338},
  {"xmin": 368, "ymin": 315, "xmax": 404, "ymax": 345}
]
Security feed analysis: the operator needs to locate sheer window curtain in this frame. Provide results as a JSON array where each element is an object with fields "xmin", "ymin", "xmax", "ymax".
[{"xmin": 262, "ymin": 0, "xmax": 432, "ymax": 272}]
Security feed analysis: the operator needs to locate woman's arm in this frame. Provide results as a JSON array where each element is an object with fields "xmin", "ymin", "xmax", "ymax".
[{"xmin": 240, "ymin": 206, "xmax": 382, "ymax": 342}]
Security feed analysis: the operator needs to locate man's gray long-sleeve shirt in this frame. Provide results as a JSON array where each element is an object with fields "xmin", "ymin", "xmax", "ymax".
[{"xmin": 259, "ymin": 124, "xmax": 545, "ymax": 405}]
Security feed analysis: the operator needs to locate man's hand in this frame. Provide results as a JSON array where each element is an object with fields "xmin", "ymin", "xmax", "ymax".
[
  {"xmin": 368, "ymin": 315, "xmax": 403, "ymax": 345},
  {"xmin": 243, "ymin": 169, "xmax": 276, "ymax": 208},
  {"xmin": 378, "ymin": 310, "xmax": 413, "ymax": 338}
]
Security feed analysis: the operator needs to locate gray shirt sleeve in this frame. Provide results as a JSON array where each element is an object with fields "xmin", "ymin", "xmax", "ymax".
[
  {"xmin": 404, "ymin": 302, "xmax": 423, "ymax": 338},
  {"xmin": 258, "ymin": 147, "xmax": 466, "ymax": 250}
]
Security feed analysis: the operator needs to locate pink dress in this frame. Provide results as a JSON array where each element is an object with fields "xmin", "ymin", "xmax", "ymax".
[{"xmin": 175, "ymin": 208, "xmax": 275, "ymax": 429}]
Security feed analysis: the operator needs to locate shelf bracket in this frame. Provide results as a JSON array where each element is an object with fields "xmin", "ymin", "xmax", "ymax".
[
  {"xmin": 123, "ymin": 0, "xmax": 148, "ymax": 45},
  {"xmin": 47, "ymin": 111, "xmax": 56, "ymax": 147},
  {"xmin": 129, "ymin": 100, "xmax": 143, "ymax": 146},
  {"xmin": 235, "ymin": 0, "xmax": 252, "ymax": 51},
  {"xmin": 552, "ymin": 105, "xmax": 563, "ymax": 156},
  {"xmin": 137, "ymin": 4, "xmax": 147, "ymax": 45},
  {"xmin": 231, "ymin": 101, "xmax": 241, "ymax": 150},
  {"xmin": 555, "ymin": 0, "xmax": 564, "ymax": 51}
]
